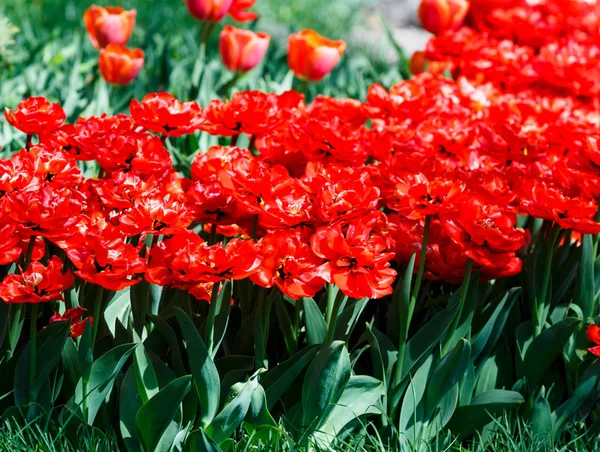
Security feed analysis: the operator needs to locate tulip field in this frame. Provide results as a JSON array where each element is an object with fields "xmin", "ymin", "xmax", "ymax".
[{"xmin": 3, "ymin": 0, "xmax": 600, "ymax": 450}]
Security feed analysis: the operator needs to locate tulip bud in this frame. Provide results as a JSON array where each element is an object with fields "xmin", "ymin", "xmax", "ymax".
[
  {"xmin": 287, "ymin": 30, "xmax": 346, "ymax": 82},
  {"xmin": 219, "ymin": 26, "xmax": 270, "ymax": 72},
  {"xmin": 418, "ymin": 0, "xmax": 469, "ymax": 36},
  {"xmin": 83, "ymin": 5, "xmax": 136, "ymax": 49},
  {"xmin": 409, "ymin": 51, "xmax": 452, "ymax": 75},
  {"xmin": 183, "ymin": 0, "xmax": 234, "ymax": 22},
  {"xmin": 98, "ymin": 44, "xmax": 144, "ymax": 86}
]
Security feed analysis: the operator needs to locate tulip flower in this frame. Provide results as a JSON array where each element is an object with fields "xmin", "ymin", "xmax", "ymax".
[
  {"xmin": 219, "ymin": 26, "xmax": 270, "ymax": 72},
  {"xmin": 588, "ymin": 324, "xmax": 600, "ymax": 356},
  {"xmin": 83, "ymin": 5, "xmax": 137, "ymax": 49},
  {"xmin": 418, "ymin": 0, "xmax": 469, "ymax": 36},
  {"xmin": 409, "ymin": 51, "xmax": 452, "ymax": 75},
  {"xmin": 288, "ymin": 30, "xmax": 346, "ymax": 82},
  {"xmin": 49, "ymin": 307, "xmax": 92, "ymax": 338},
  {"xmin": 98, "ymin": 44, "xmax": 144, "ymax": 86},
  {"xmin": 183, "ymin": 0, "xmax": 234, "ymax": 22}
]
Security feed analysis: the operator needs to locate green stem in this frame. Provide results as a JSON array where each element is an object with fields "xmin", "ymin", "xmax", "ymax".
[
  {"xmin": 22, "ymin": 236, "xmax": 36, "ymax": 270},
  {"xmin": 441, "ymin": 259, "xmax": 473, "ymax": 356},
  {"xmin": 410, "ymin": 215, "xmax": 431, "ymax": 305},
  {"xmin": 29, "ymin": 303, "xmax": 38, "ymax": 403},
  {"xmin": 208, "ymin": 223, "xmax": 218, "ymax": 246},
  {"xmin": 534, "ymin": 225, "xmax": 561, "ymax": 336},
  {"xmin": 205, "ymin": 281, "xmax": 221, "ymax": 355},
  {"xmin": 231, "ymin": 134, "xmax": 239, "ymax": 147},
  {"xmin": 90, "ymin": 286, "xmax": 104, "ymax": 348},
  {"xmin": 325, "ymin": 283, "xmax": 338, "ymax": 326},
  {"xmin": 324, "ymin": 289, "xmax": 344, "ymax": 345},
  {"xmin": 6, "ymin": 304, "xmax": 23, "ymax": 360}
]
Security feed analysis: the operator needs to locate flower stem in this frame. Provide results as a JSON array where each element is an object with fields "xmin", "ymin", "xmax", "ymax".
[
  {"xmin": 208, "ymin": 223, "xmax": 218, "ymax": 246},
  {"xmin": 534, "ymin": 225, "xmax": 561, "ymax": 336},
  {"xmin": 324, "ymin": 287, "xmax": 344, "ymax": 345},
  {"xmin": 205, "ymin": 281, "xmax": 221, "ymax": 355},
  {"xmin": 90, "ymin": 286, "xmax": 104, "ymax": 348},
  {"xmin": 410, "ymin": 215, "xmax": 431, "ymax": 306}
]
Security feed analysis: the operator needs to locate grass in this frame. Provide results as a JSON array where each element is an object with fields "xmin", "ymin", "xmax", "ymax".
[{"xmin": 1, "ymin": 415, "xmax": 599, "ymax": 451}]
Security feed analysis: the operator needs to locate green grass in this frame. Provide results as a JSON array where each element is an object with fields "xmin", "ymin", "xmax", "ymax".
[{"xmin": 1, "ymin": 415, "xmax": 599, "ymax": 451}]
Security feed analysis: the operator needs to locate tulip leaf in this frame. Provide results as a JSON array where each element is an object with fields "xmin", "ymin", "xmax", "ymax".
[
  {"xmin": 185, "ymin": 429, "xmax": 222, "ymax": 452},
  {"xmin": 136, "ymin": 375, "xmax": 192, "ymax": 452},
  {"xmin": 262, "ymin": 345, "xmax": 319, "ymax": 409},
  {"xmin": 133, "ymin": 338, "xmax": 160, "ymax": 404},
  {"xmin": 302, "ymin": 341, "xmax": 351, "ymax": 431},
  {"xmin": 446, "ymin": 390, "xmax": 524, "ymax": 440},
  {"xmin": 176, "ymin": 308, "xmax": 220, "ymax": 427},
  {"xmin": 205, "ymin": 372, "xmax": 261, "ymax": 444},
  {"xmin": 84, "ymin": 343, "xmax": 137, "ymax": 424},
  {"xmin": 335, "ymin": 297, "xmax": 369, "ymax": 342},
  {"xmin": 425, "ymin": 339, "xmax": 471, "ymax": 417},
  {"xmin": 524, "ymin": 317, "xmax": 580, "ymax": 386},
  {"xmin": 575, "ymin": 234, "xmax": 595, "ymax": 320},
  {"xmin": 303, "ymin": 297, "xmax": 327, "ymax": 345},
  {"xmin": 120, "ymin": 367, "xmax": 143, "ymax": 452}
]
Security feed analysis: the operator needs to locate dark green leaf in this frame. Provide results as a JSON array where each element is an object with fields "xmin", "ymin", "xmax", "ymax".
[
  {"xmin": 176, "ymin": 308, "xmax": 220, "ymax": 426},
  {"xmin": 302, "ymin": 341, "xmax": 351, "ymax": 430},
  {"xmin": 524, "ymin": 317, "xmax": 580, "ymax": 386},
  {"xmin": 303, "ymin": 297, "xmax": 327, "ymax": 345},
  {"xmin": 262, "ymin": 345, "xmax": 319, "ymax": 409},
  {"xmin": 136, "ymin": 375, "xmax": 192, "ymax": 452},
  {"xmin": 186, "ymin": 429, "xmax": 222, "ymax": 452}
]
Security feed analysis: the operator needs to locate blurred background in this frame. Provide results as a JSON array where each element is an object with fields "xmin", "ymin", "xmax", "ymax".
[{"xmin": 0, "ymin": 0, "xmax": 428, "ymax": 104}]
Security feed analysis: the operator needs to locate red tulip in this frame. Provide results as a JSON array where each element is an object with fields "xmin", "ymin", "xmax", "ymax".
[
  {"xmin": 83, "ymin": 5, "xmax": 137, "ymax": 49},
  {"xmin": 219, "ymin": 26, "xmax": 270, "ymax": 72},
  {"xmin": 183, "ymin": 0, "xmax": 234, "ymax": 22},
  {"xmin": 418, "ymin": 0, "xmax": 469, "ymax": 36},
  {"xmin": 98, "ymin": 44, "xmax": 144, "ymax": 86},
  {"xmin": 588, "ymin": 324, "xmax": 600, "ymax": 357},
  {"xmin": 288, "ymin": 30, "xmax": 346, "ymax": 82},
  {"xmin": 49, "ymin": 307, "xmax": 92, "ymax": 338}
]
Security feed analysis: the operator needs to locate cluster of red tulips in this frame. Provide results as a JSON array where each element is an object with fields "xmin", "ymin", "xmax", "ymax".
[
  {"xmin": 84, "ymin": 1, "xmax": 346, "ymax": 86},
  {"xmin": 2, "ymin": 0, "xmax": 600, "ymax": 353}
]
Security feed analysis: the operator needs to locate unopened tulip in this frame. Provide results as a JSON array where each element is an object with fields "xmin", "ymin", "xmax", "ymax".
[
  {"xmin": 83, "ymin": 5, "xmax": 136, "ymax": 49},
  {"xmin": 288, "ymin": 30, "xmax": 346, "ymax": 82},
  {"xmin": 98, "ymin": 44, "xmax": 144, "ymax": 86},
  {"xmin": 418, "ymin": 0, "xmax": 469, "ymax": 36},
  {"xmin": 183, "ymin": 0, "xmax": 234, "ymax": 22},
  {"xmin": 219, "ymin": 26, "xmax": 270, "ymax": 72}
]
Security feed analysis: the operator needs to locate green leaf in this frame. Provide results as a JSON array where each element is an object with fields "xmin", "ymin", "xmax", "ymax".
[
  {"xmin": 148, "ymin": 314, "xmax": 186, "ymax": 377},
  {"xmin": 425, "ymin": 339, "xmax": 471, "ymax": 417},
  {"xmin": 316, "ymin": 375, "xmax": 384, "ymax": 442},
  {"xmin": 446, "ymin": 390, "xmax": 524, "ymax": 440},
  {"xmin": 262, "ymin": 345, "xmax": 319, "ymax": 409},
  {"xmin": 366, "ymin": 323, "xmax": 398, "ymax": 389},
  {"xmin": 303, "ymin": 297, "xmax": 327, "ymax": 345},
  {"xmin": 120, "ymin": 367, "xmax": 143, "ymax": 452},
  {"xmin": 136, "ymin": 375, "xmax": 192, "ymax": 452},
  {"xmin": 472, "ymin": 288, "xmax": 519, "ymax": 362},
  {"xmin": 205, "ymin": 371, "xmax": 261, "ymax": 444},
  {"xmin": 388, "ymin": 253, "xmax": 415, "ymax": 348},
  {"xmin": 78, "ymin": 319, "xmax": 93, "ymax": 383},
  {"xmin": 245, "ymin": 384, "xmax": 277, "ymax": 432},
  {"xmin": 274, "ymin": 293, "xmax": 298, "ymax": 356},
  {"xmin": 176, "ymin": 308, "xmax": 220, "ymax": 427},
  {"xmin": 575, "ymin": 235, "xmax": 595, "ymax": 320},
  {"xmin": 554, "ymin": 361, "xmax": 600, "ymax": 434},
  {"xmin": 399, "ymin": 354, "xmax": 435, "ymax": 445},
  {"xmin": 334, "ymin": 297, "xmax": 369, "ymax": 342},
  {"xmin": 104, "ymin": 288, "xmax": 131, "ymax": 338},
  {"xmin": 84, "ymin": 343, "xmax": 137, "ymax": 424},
  {"xmin": 401, "ymin": 303, "xmax": 457, "ymax": 381},
  {"xmin": 186, "ymin": 429, "xmax": 222, "ymax": 452},
  {"xmin": 205, "ymin": 281, "xmax": 232, "ymax": 358},
  {"xmin": 302, "ymin": 341, "xmax": 351, "ymax": 430},
  {"xmin": 524, "ymin": 317, "xmax": 580, "ymax": 386},
  {"xmin": 254, "ymin": 290, "xmax": 273, "ymax": 369},
  {"xmin": 531, "ymin": 393, "xmax": 553, "ymax": 441},
  {"xmin": 133, "ymin": 339, "xmax": 160, "ymax": 404}
]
